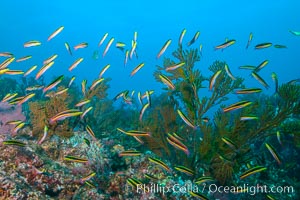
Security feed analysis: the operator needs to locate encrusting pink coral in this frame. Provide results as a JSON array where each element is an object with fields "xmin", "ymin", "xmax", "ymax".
[{"xmin": 0, "ymin": 102, "xmax": 25, "ymax": 135}]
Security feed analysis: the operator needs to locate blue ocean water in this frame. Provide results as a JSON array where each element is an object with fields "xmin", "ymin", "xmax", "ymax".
[{"xmin": 0, "ymin": 0, "xmax": 299, "ymax": 98}]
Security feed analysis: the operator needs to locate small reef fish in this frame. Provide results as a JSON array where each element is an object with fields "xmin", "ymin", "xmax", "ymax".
[
  {"xmin": 81, "ymin": 172, "xmax": 96, "ymax": 183},
  {"xmin": 277, "ymin": 131, "xmax": 282, "ymax": 146},
  {"xmin": 47, "ymin": 26, "xmax": 64, "ymax": 41},
  {"xmin": 85, "ymin": 125, "xmax": 96, "ymax": 140},
  {"xmin": 165, "ymin": 62, "xmax": 185, "ymax": 71},
  {"xmin": 167, "ymin": 133, "xmax": 189, "ymax": 155},
  {"xmin": 17, "ymin": 93, "xmax": 35, "ymax": 105},
  {"xmin": 174, "ymin": 166, "xmax": 194, "ymax": 176},
  {"xmin": 74, "ymin": 42, "xmax": 88, "ymax": 50},
  {"xmin": 12, "ymin": 122, "xmax": 26, "ymax": 134},
  {"xmin": 54, "ymin": 88, "xmax": 69, "ymax": 96},
  {"xmin": 49, "ymin": 109, "xmax": 82, "ymax": 124},
  {"xmin": 103, "ymin": 37, "xmax": 114, "ymax": 57},
  {"xmin": 159, "ymin": 74, "xmax": 175, "ymax": 90},
  {"xmin": 178, "ymin": 28, "xmax": 187, "ymax": 46},
  {"xmin": 240, "ymin": 116, "xmax": 258, "ymax": 121},
  {"xmin": 221, "ymin": 137, "xmax": 237, "ymax": 150},
  {"xmin": 24, "ymin": 40, "xmax": 41, "ymax": 48},
  {"xmin": 144, "ymin": 173, "xmax": 159, "ymax": 180},
  {"xmin": 89, "ymin": 78, "xmax": 104, "ymax": 91},
  {"xmin": 209, "ymin": 70, "xmax": 222, "ymax": 90},
  {"xmin": 98, "ymin": 33, "xmax": 109, "ymax": 47},
  {"xmin": 75, "ymin": 99, "xmax": 90, "ymax": 107},
  {"xmin": 124, "ymin": 50, "xmax": 129, "ymax": 67},
  {"xmin": 157, "ymin": 39, "xmax": 171, "ymax": 59},
  {"xmin": 271, "ymin": 72, "xmax": 278, "ymax": 93},
  {"xmin": 129, "ymin": 41, "xmax": 137, "ymax": 59},
  {"xmin": 215, "ymin": 39, "xmax": 236, "ymax": 50},
  {"xmin": 177, "ymin": 109, "xmax": 197, "ymax": 129},
  {"xmin": 4, "ymin": 70, "xmax": 24, "ymax": 75},
  {"xmin": 1, "ymin": 93, "xmax": 18, "ymax": 103},
  {"xmin": 43, "ymin": 75, "xmax": 64, "ymax": 93},
  {"xmin": 119, "ymin": 150, "xmax": 142, "ymax": 157},
  {"xmin": 64, "ymin": 155, "xmax": 88, "ymax": 163},
  {"xmin": 65, "ymin": 42, "xmax": 72, "ymax": 55},
  {"xmin": 187, "ymin": 31, "xmax": 200, "ymax": 46},
  {"xmin": 24, "ymin": 65, "xmax": 37, "ymax": 77},
  {"xmin": 38, "ymin": 125, "xmax": 48, "ymax": 145},
  {"xmin": 239, "ymin": 166, "xmax": 267, "ymax": 179},
  {"xmin": 116, "ymin": 42, "xmax": 126, "ymax": 51},
  {"xmin": 239, "ymin": 65, "xmax": 256, "ymax": 70},
  {"xmin": 251, "ymin": 72, "xmax": 269, "ymax": 89},
  {"xmin": 0, "ymin": 52, "xmax": 13, "ymax": 57},
  {"xmin": 85, "ymin": 181, "xmax": 96, "ymax": 188},
  {"xmin": 254, "ymin": 60, "xmax": 269, "ymax": 73},
  {"xmin": 16, "ymin": 55, "xmax": 32, "ymax": 62},
  {"xmin": 43, "ymin": 54, "xmax": 58, "ymax": 65},
  {"xmin": 83, "ymin": 138, "xmax": 90, "ymax": 147},
  {"xmin": 0, "ymin": 57, "xmax": 15, "ymax": 69},
  {"xmin": 246, "ymin": 32, "xmax": 253, "ymax": 49},
  {"xmin": 127, "ymin": 178, "xmax": 142, "ymax": 189},
  {"xmin": 265, "ymin": 143, "xmax": 281, "ymax": 165},
  {"xmin": 224, "ymin": 64, "xmax": 236, "ymax": 80},
  {"xmin": 255, "ymin": 42, "xmax": 272, "ymax": 49},
  {"xmin": 148, "ymin": 157, "xmax": 171, "ymax": 172},
  {"xmin": 289, "ymin": 30, "xmax": 300, "ymax": 36},
  {"xmin": 117, "ymin": 128, "xmax": 151, "ymax": 137},
  {"xmin": 81, "ymin": 79, "xmax": 87, "ymax": 96},
  {"xmin": 69, "ymin": 58, "xmax": 83, "ymax": 71},
  {"xmin": 99, "ymin": 64, "xmax": 110, "ymax": 78},
  {"xmin": 130, "ymin": 63, "xmax": 145, "ymax": 77},
  {"xmin": 235, "ymin": 88, "xmax": 262, "ymax": 94},
  {"xmin": 68, "ymin": 76, "xmax": 76, "ymax": 87},
  {"xmin": 81, "ymin": 106, "xmax": 93, "ymax": 119},
  {"xmin": 3, "ymin": 140, "xmax": 26, "ymax": 147},
  {"xmin": 36, "ymin": 61, "xmax": 55, "ymax": 80},
  {"xmin": 139, "ymin": 102, "xmax": 150, "ymax": 121},
  {"xmin": 223, "ymin": 101, "xmax": 252, "ymax": 112},
  {"xmin": 274, "ymin": 44, "xmax": 287, "ymax": 48}
]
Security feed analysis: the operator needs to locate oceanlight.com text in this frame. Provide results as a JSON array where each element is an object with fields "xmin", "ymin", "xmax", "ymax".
[{"xmin": 135, "ymin": 183, "xmax": 294, "ymax": 196}]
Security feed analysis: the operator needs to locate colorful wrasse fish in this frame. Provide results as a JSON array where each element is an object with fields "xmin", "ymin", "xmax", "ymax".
[
  {"xmin": 209, "ymin": 70, "xmax": 222, "ymax": 90},
  {"xmin": 274, "ymin": 44, "xmax": 287, "ymax": 48},
  {"xmin": 127, "ymin": 178, "xmax": 142, "ymax": 189},
  {"xmin": 224, "ymin": 64, "xmax": 236, "ymax": 80},
  {"xmin": 177, "ymin": 109, "xmax": 197, "ymax": 129},
  {"xmin": 246, "ymin": 32, "xmax": 253, "ymax": 49},
  {"xmin": 0, "ymin": 57, "xmax": 15, "ymax": 69},
  {"xmin": 17, "ymin": 93, "xmax": 35, "ymax": 105},
  {"xmin": 24, "ymin": 40, "xmax": 41, "ymax": 48},
  {"xmin": 47, "ymin": 26, "xmax": 64, "ymax": 41},
  {"xmin": 271, "ymin": 72, "xmax": 278, "ymax": 93},
  {"xmin": 119, "ymin": 150, "xmax": 142, "ymax": 157},
  {"xmin": 265, "ymin": 143, "xmax": 281, "ymax": 165},
  {"xmin": 98, "ymin": 33, "xmax": 108, "ymax": 47},
  {"xmin": 16, "ymin": 55, "xmax": 32, "ymax": 62},
  {"xmin": 81, "ymin": 106, "xmax": 93, "ymax": 119},
  {"xmin": 49, "ymin": 109, "xmax": 82, "ymax": 124},
  {"xmin": 99, "ymin": 64, "xmax": 110, "ymax": 78},
  {"xmin": 178, "ymin": 28, "xmax": 187, "ymax": 46},
  {"xmin": 239, "ymin": 166, "xmax": 267, "ymax": 179},
  {"xmin": 43, "ymin": 75, "xmax": 64, "ymax": 93},
  {"xmin": 159, "ymin": 74, "xmax": 175, "ymax": 90},
  {"xmin": 3, "ymin": 140, "xmax": 26, "ymax": 147},
  {"xmin": 254, "ymin": 60, "xmax": 269, "ymax": 73},
  {"xmin": 223, "ymin": 101, "xmax": 252, "ymax": 112},
  {"xmin": 24, "ymin": 65, "xmax": 37, "ymax": 77},
  {"xmin": 251, "ymin": 72, "xmax": 269, "ymax": 89},
  {"xmin": 187, "ymin": 31, "xmax": 200, "ymax": 46},
  {"xmin": 289, "ymin": 30, "xmax": 300, "ymax": 36},
  {"xmin": 74, "ymin": 42, "xmax": 88, "ymax": 50},
  {"xmin": 69, "ymin": 58, "xmax": 83, "ymax": 71},
  {"xmin": 215, "ymin": 39, "xmax": 236, "ymax": 50},
  {"xmin": 189, "ymin": 191, "xmax": 209, "ymax": 200},
  {"xmin": 157, "ymin": 39, "xmax": 171, "ymax": 59},
  {"xmin": 36, "ymin": 61, "xmax": 55, "ymax": 80},
  {"xmin": 255, "ymin": 42, "xmax": 272, "ymax": 49},
  {"xmin": 148, "ymin": 157, "xmax": 171, "ymax": 172},
  {"xmin": 103, "ymin": 37, "xmax": 114, "ymax": 57},
  {"xmin": 89, "ymin": 78, "xmax": 104, "ymax": 91},
  {"xmin": 167, "ymin": 133, "xmax": 189, "ymax": 156},
  {"xmin": 117, "ymin": 128, "xmax": 151, "ymax": 137},
  {"xmin": 130, "ymin": 63, "xmax": 145, "ymax": 77},
  {"xmin": 139, "ymin": 102, "xmax": 150, "ymax": 121},
  {"xmin": 65, "ymin": 42, "xmax": 72, "ymax": 55},
  {"xmin": 195, "ymin": 176, "xmax": 214, "ymax": 184},
  {"xmin": 165, "ymin": 62, "xmax": 185, "ymax": 71},
  {"xmin": 174, "ymin": 166, "xmax": 194, "ymax": 176},
  {"xmin": 64, "ymin": 155, "xmax": 88, "ymax": 163},
  {"xmin": 235, "ymin": 88, "xmax": 262, "ymax": 94}
]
